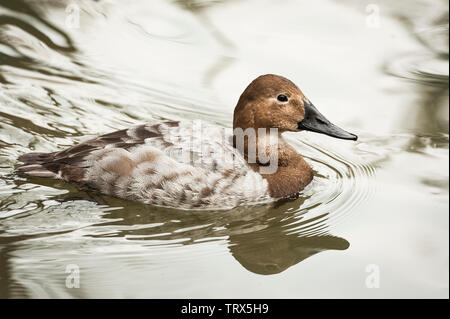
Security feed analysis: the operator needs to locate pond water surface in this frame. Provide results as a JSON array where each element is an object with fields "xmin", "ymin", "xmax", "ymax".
[{"xmin": 0, "ymin": 0, "xmax": 448, "ymax": 298}]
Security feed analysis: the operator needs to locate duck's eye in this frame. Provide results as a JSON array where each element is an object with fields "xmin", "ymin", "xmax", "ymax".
[{"xmin": 277, "ymin": 94, "xmax": 288, "ymax": 102}]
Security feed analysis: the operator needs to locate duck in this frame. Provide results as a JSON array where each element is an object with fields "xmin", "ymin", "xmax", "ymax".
[{"xmin": 17, "ymin": 74, "xmax": 357, "ymax": 209}]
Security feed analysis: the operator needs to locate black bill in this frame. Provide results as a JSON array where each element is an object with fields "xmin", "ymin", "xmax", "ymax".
[{"xmin": 298, "ymin": 100, "xmax": 358, "ymax": 141}]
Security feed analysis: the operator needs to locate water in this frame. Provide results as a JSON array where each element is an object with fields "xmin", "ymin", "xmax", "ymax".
[{"xmin": 0, "ymin": 0, "xmax": 448, "ymax": 298}]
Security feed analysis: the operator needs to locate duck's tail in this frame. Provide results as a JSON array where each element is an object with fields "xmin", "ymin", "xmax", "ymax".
[{"xmin": 17, "ymin": 152, "xmax": 59, "ymax": 178}]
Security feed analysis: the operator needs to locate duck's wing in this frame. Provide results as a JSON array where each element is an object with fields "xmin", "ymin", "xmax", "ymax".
[
  {"xmin": 17, "ymin": 121, "xmax": 181, "ymax": 180},
  {"xmin": 145, "ymin": 120, "xmax": 249, "ymax": 173},
  {"xmin": 17, "ymin": 120, "xmax": 249, "ymax": 181}
]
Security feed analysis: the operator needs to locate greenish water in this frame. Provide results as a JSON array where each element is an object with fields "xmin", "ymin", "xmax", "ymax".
[{"xmin": 0, "ymin": 0, "xmax": 448, "ymax": 298}]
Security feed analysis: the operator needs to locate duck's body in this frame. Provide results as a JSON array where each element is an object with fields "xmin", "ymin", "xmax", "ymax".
[
  {"xmin": 19, "ymin": 121, "xmax": 273, "ymax": 209},
  {"xmin": 17, "ymin": 75, "xmax": 357, "ymax": 209}
]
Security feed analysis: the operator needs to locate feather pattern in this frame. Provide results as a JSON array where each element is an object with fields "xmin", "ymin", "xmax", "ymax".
[{"xmin": 18, "ymin": 121, "xmax": 271, "ymax": 209}]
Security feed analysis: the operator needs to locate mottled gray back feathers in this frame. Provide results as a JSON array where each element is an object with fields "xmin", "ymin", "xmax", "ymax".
[{"xmin": 17, "ymin": 121, "xmax": 271, "ymax": 209}]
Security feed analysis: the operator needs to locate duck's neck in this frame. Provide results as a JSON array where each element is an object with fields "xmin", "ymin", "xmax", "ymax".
[
  {"xmin": 232, "ymin": 126, "xmax": 281, "ymax": 164},
  {"xmin": 232, "ymin": 126, "xmax": 313, "ymax": 198},
  {"xmin": 232, "ymin": 125, "xmax": 295, "ymax": 165}
]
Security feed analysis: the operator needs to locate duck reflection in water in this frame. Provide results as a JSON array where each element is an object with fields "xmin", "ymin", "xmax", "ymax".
[
  {"xmin": 224, "ymin": 199, "xmax": 349, "ymax": 275},
  {"xmin": 228, "ymin": 221, "xmax": 349, "ymax": 275},
  {"xmin": 53, "ymin": 190, "xmax": 350, "ymax": 276}
]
